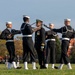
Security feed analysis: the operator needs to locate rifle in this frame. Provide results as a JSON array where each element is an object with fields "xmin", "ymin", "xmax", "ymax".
[
  {"xmin": 31, "ymin": 22, "xmax": 36, "ymax": 26},
  {"xmin": 43, "ymin": 24, "xmax": 50, "ymax": 29}
]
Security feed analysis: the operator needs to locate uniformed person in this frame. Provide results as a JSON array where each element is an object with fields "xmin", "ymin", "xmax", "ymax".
[
  {"xmin": 35, "ymin": 19, "xmax": 46, "ymax": 69},
  {"xmin": 53, "ymin": 19, "xmax": 74, "ymax": 69},
  {"xmin": 20, "ymin": 15, "xmax": 40, "ymax": 70},
  {"xmin": 1, "ymin": 22, "xmax": 21, "ymax": 69},
  {"xmin": 45, "ymin": 23, "xmax": 57, "ymax": 69}
]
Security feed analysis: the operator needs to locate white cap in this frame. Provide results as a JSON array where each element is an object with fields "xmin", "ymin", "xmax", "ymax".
[
  {"xmin": 64, "ymin": 18, "xmax": 71, "ymax": 22},
  {"xmin": 6, "ymin": 21, "xmax": 12, "ymax": 24},
  {"xmin": 49, "ymin": 23, "xmax": 54, "ymax": 26},
  {"xmin": 23, "ymin": 15, "xmax": 30, "ymax": 19}
]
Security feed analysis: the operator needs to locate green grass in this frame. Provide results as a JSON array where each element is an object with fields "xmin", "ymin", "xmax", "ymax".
[{"xmin": 0, "ymin": 64, "xmax": 75, "ymax": 75}]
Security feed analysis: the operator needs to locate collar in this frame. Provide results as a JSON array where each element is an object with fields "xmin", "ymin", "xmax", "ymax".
[
  {"xmin": 24, "ymin": 22, "xmax": 29, "ymax": 24},
  {"xmin": 7, "ymin": 28, "xmax": 12, "ymax": 32}
]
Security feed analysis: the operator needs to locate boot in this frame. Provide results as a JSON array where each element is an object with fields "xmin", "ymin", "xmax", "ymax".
[
  {"xmin": 12, "ymin": 62, "xmax": 17, "ymax": 69},
  {"xmin": 32, "ymin": 62, "xmax": 36, "ymax": 70},
  {"xmin": 5, "ymin": 61, "xmax": 8, "ymax": 68},
  {"xmin": 17, "ymin": 62, "xmax": 20, "ymax": 67},
  {"xmin": 8, "ymin": 62, "xmax": 12, "ymax": 69},
  {"xmin": 54, "ymin": 64, "xmax": 64, "ymax": 69},
  {"xmin": 24, "ymin": 62, "xmax": 28, "ymax": 70},
  {"xmin": 45, "ymin": 64, "xmax": 48, "ymax": 69},
  {"xmin": 58, "ymin": 64, "xmax": 64, "ymax": 69},
  {"xmin": 67, "ymin": 63, "xmax": 72, "ymax": 69},
  {"xmin": 52, "ymin": 64, "xmax": 54, "ymax": 69},
  {"xmin": 12, "ymin": 61, "xmax": 22, "ymax": 69}
]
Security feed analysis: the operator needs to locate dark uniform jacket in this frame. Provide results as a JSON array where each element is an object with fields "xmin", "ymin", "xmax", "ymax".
[
  {"xmin": 35, "ymin": 27, "xmax": 45, "ymax": 48},
  {"xmin": 46, "ymin": 30, "xmax": 57, "ymax": 40},
  {"xmin": 0, "ymin": 28, "xmax": 21, "ymax": 40},
  {"xmin": 21, "ymin": 23, "xmax": 33, "ymax": 35}
]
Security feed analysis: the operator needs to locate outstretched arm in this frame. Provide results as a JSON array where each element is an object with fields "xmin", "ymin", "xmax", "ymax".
[
  {"xmin": 11, "ymin": 29, "xmax": 21, "ymax": 35},
  {"xmin": 52, "ymin": 27, "xmax": 62, "ymax": 33}
]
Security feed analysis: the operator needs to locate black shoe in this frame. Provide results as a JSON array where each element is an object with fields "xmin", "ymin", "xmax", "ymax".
[
  {"xmin": 36, "ymin": 67, "xmax": 38, "ymax": 69},
  {"xmin": 16, "ymin": 66, "xmax": 22, "ymax": 69},
  {"xmin": 40, "ymin": 65, "xmax": 43, "ymax": 69},
  {"xmin": 40, "ymin": 65, "xmax": 47, "ymax": 69},
  {"xmin": 54, "ymin": 66, "xmax": 59, "ymax": 69},
  {"xmin": 43, "ymin": 66, "xmax": 47, "ymax": 69}
]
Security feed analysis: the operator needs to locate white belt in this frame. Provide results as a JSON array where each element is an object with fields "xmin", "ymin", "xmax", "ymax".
[
  {"xmin": 6, "ymin": 40, "xmax": 14, "ymax": 42},
  {"xmin": 62, "ymin": 38, "xmax": 70, "ymax": 41},
  {"xmin": 23, "ymin": 35, "xmax": 32, "ymax": 37},
  {"xmin": 46, "ymin": 39, "xmax": 56, "ymax": 42}
]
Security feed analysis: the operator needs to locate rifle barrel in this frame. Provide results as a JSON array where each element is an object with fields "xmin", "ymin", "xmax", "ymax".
[
  {"xmin": 31, "ymin": 22, "xmax": 36, "ymax": 26},
  {"xmin": 43, "ymin": 24, "xmax": 50, "ymax": 29}
]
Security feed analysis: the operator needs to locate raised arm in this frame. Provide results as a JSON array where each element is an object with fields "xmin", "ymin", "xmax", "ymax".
[
  {"xmin": 11, "ymin": 29, "xmax": 21, "ymax": 35},
  {"xmin": 52, "ymin": 27, "xmax": 63, "ymax": 33}
]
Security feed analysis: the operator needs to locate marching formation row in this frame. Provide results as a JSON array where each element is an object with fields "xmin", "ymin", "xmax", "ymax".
[{"xmin": 0, "ymin": 15, "xmax": 75, "ymax": 70}]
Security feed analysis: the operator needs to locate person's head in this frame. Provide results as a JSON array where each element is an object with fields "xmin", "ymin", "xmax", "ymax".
[
  {"xmin": 6, "ymin": 22, "xmax": 12, "ymax": 28},
  {"xmin": 49, "ymin": 23, "xmax": 54, "ymax": 29},
  {"xmin": 23, "ymin": 15, "xmax": 30, "ymax": 23},
  {"xmin": 36, "ymin": 19, "xmax": 43, "ymax": 27},
  {"xmin": 64, "ymin": 18, "xmax": 71, "ymax": 26}
]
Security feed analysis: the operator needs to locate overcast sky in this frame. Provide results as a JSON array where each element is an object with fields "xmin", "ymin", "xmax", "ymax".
[{"xmin": 0, "ymin": 0, "xmax": 75, "ymax": 31}]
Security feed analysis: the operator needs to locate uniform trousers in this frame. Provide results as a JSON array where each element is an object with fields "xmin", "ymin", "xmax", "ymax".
[
  {"xmin": 22, "ymin": 37, "xmax": 36, "ymax": 62},
  {"xmin": 46, "ymin": 41, "xmax": 56, "ymax": 64},
  {"xmin": 35, "ymin": 44, "xmax": 45, "ymax": 66},
  {"xmin": 60, "ymin": 40, "xmax": 70, "ymax": 64},
  {"xmin": 6, "ymin": 42, "xmax": 16, "ymax": 63}
]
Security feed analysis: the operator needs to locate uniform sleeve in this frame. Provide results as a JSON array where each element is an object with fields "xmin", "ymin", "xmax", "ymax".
[
  {"xmin": 52, "ymin": 27, "xmax": 63, "ymax": 33},
  {"xmin": 12, "ymin": 29, "xmax": 21, "ymax": 35},
  {"xmin": 45, "ymin": 31, "xmax": 49, "ymax": 40},
  {"xmin": 41, "ymin": 28, "xmax": 45, "ymax": 46},
  {"xmin": 27, "ymin": 24, "xmax": 33, "ymax": 34},
  {"xmin": 71, "ymin": 30, "xmax": 75, "ymax": 38},
  {"xmin": 0, "ymin": 30, "xmax": 7, "ymax": 39}
]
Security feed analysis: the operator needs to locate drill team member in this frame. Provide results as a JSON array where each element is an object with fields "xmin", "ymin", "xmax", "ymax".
[
  {"xmin": 21, "ymin": 15, "xmax": 40, "ymax": 70},
  {"xmin": 35, "ymin": 19, "xmax": 46, "ymax": 69},
  {"xmin": 53, "ymin": 19, "xmax": 74, "ymax": 69},
  {"xmin": 1, "ymin": 22, "xmax": 21, "ymax": 69},
  {"xmin": 45, "ymin": 23, "xmax": 57, "ymax": 69}
]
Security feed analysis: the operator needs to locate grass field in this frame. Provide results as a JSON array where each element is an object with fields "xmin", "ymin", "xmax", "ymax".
[{"xmin": 0, "ymin": 64, "xmax": 75, "ymax": 75}]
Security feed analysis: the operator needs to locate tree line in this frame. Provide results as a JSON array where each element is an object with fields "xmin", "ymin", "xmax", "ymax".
[{"xmin": 0, "ymin": 33, "xmax": 75, "ymax": 63}]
